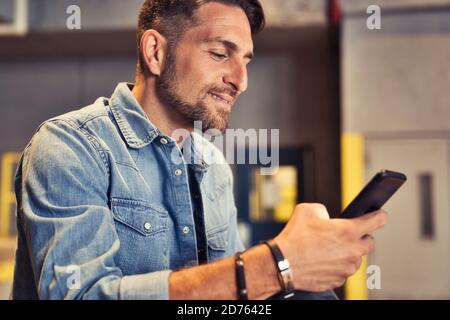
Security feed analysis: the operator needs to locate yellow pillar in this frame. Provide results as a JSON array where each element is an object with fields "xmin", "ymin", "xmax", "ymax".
[
  {"xmin": 341, "ymin": 133, "xmax": 368, "ymax": 300},
  {"xmin": 0, "ymin": 152, "xmax": 21, "ymax": 237}
]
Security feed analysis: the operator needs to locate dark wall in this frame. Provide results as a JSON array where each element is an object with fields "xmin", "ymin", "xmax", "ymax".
[{"xmin": 0, "ymin": 26, "xmax": 340, "ymax": 220}]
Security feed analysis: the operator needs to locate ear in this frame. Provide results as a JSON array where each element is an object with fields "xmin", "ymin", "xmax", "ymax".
[{"xmin": 140, "ymin": 29, "xmax": 168, "ymax": 76}]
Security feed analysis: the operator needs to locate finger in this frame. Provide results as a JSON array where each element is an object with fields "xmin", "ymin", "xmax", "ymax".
[
  {"xmin": 359, "ymin": 234, "xmax": 376, "ymax": 255},
  {"xmin": 296, "ymin": 203, "xmax": 330, "ymax": 220},
  {"xmin": 352, "ymin": 210, "xmax": 388, "ymax": 237},
  {"xmin": 309, "ymin": 203, "xmax": 330, "ymax": 220},
  {"xmin": 355, "ymin": 256, "xmax": 363, "ymax": 270}
]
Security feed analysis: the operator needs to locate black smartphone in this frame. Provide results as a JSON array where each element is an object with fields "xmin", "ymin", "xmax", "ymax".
[{"xmin": 338, "ymin": 170, "xmax": 407, "ymax": 219}]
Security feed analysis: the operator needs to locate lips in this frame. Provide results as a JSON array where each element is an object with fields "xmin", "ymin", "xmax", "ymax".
[{"xmin": 208, "ymin": 91, "xmax": 234, "ymax": 105}]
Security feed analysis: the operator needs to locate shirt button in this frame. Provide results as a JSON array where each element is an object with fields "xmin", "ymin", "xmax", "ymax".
[
  {"xmin": 160, "ymin": 137, "xmax": 168, "ymax": 145},
  {"xmin": 175, "ymin": 169, "xmax": 183, "ymax": 176},
  {"xmin": 182, "ymin": 226, "xmax": 190, "ymax": 234},
  {"xmin": 144, "ymin": 222, "xmax": 152, "ymax": 231}
]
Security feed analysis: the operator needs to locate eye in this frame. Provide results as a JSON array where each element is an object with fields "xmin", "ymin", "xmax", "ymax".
[{"xmin": 210, "ymin": 52, "xmax": 228, "ymax": 61}]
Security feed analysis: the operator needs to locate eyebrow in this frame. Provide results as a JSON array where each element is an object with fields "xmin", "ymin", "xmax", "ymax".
[{"xmin": 203, "ymin": 37, "xmax": 254, "ymax": 60}]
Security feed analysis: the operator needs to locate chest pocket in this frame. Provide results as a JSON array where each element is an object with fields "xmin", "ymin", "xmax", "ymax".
[
  {"xmin": 110, "ymin": 198, "xmax": 170, "ymax": 274},
  {"xmin": 206, "ymin": 223, "xmax": 230, "ymax": 262},
  {"xmin": 111, "ymin": 198, "xmax": 169, "ymax": 236}
]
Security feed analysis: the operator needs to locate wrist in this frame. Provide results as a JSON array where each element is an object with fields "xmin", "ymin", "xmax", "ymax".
[
  {"xmin": 262, "ymin": 239, "xmax": 295, "ymax": 299},
  {"xmin": 242, "ymin": 244, "xmax": 283, "ymax": 300}
]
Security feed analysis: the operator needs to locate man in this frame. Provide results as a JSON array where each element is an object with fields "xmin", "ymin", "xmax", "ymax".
[{"xmin": 12, "ymin": 0, "xmax": 387, "ymax": 300}]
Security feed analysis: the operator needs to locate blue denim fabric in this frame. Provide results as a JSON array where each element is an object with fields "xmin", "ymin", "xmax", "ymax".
[
  {"xmin": 12, "ymin": 83, "xmax": 243, "ymax": 299},
  {"xmin": 12, "ymin": 83, "xmax": 336, "ymax": 300}
]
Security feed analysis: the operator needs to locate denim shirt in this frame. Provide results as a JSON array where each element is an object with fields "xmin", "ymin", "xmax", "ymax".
[{"xmin": 12, "ymin": 83, "xmax": 244, "ymax": 300}]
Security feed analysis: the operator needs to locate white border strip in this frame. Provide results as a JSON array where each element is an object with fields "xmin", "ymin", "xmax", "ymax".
[{"xmin": 0, "ymin": 0, "xmax": 28, "ymax": 36}]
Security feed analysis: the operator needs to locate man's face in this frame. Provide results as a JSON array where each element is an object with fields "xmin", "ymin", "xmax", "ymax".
[{"xmin": 156, "ymin": 2, "xmax": 254, "ymax": 133}]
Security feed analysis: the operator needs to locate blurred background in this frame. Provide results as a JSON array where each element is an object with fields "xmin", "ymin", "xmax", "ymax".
[{"xmin": 0, "ymin": 0, "xmax": 449, "ymax": 300}]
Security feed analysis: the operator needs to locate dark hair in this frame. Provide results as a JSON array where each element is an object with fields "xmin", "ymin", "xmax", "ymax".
[{"xmin": 136, "ymin": 0, "xmax": 265, "ymax": 76}]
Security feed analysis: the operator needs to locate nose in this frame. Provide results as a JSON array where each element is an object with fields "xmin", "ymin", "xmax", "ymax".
[{"xmin": 223, "ymin": 59, "xmax": 248, "ymax": 94}]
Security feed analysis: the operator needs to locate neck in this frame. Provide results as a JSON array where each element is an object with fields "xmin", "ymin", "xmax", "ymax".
[{"xmin": 132, "ymin": 77, "xmax": 193, "ymax": 138}]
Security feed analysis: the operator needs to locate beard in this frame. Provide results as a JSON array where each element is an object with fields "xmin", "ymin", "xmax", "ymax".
[{"xmin": 155, "ymin": 52, "xmax": 231, "ymax": 134}]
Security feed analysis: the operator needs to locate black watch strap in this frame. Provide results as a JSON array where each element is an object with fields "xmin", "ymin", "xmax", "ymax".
[{"xmin": 262, "ymin": 239, "xmax": 295, "ymax": 299}]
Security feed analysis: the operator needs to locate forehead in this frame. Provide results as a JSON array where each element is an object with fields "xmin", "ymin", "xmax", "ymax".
[{"xmin": 182, "ymin": 2, "xmax": 253, "ymax": 50}]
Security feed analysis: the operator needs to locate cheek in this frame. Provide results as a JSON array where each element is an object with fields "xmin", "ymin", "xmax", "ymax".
[{"xmin": 175, "ymin": 55, "xmax": 220, "ymax": 99}]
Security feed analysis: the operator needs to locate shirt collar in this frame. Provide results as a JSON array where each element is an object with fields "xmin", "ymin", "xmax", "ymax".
[
  {"xmin": 189, "ymin": 131, "xmax": 211, "ymax": 169},
  {"xmin": 109, "ymin": 82, "xmax": 159, "ymax": 149},
  {"xmin": 108, "ymin": 83, "xmax": 218, "ymax": 170}
]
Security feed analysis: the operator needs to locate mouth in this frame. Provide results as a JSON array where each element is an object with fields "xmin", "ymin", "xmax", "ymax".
[{"xmin": 208, "ymin": 91, "xmax": 234, "ymax": 110}]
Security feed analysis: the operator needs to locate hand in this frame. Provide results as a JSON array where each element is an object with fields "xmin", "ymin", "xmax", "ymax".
[{"xmin": 274, "ymin": 203, "xmax": 387, "ymax": 292}]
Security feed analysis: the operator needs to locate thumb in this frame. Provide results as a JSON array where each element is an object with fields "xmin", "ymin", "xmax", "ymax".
[
  {"xmin": 313, "ymin": 204, "xmax": 330, "ymax": 220},
  {"xmin": 299, "ymin": 203, "xmax": 330, "ymax": 220}
]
